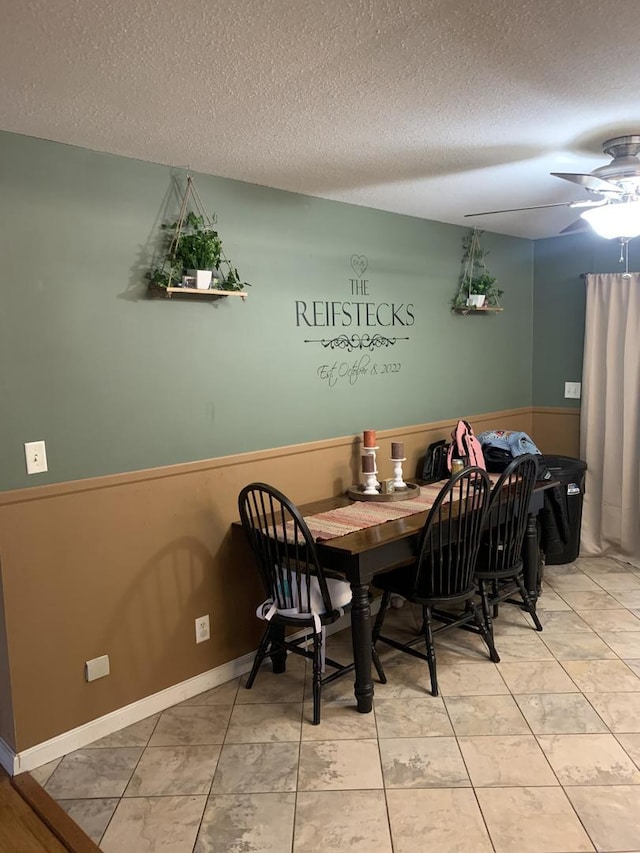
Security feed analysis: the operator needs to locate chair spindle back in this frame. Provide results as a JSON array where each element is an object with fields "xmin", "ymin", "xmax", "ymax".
[
  {"xmin": 482, "ymin": 453, "xmax": 538, "ymax": 573},
  {"xmin": 238, "ymin": 482, "xmax": 333, "ymax": 616},
  {"xmin": 414, "ymin": 467, "xmax": 491, "ymax": 598}
]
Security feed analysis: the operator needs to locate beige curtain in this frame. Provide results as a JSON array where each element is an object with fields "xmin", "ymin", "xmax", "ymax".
[{"xmin": 580, "ymin": 273, "xmax": 640, "ymax": 567}]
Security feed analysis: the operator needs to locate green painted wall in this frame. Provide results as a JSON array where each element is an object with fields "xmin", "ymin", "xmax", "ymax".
[
  {"xmin": 533, "ymin": 232, "xmax": 640, "ymax": 407},
  {"xmin": 0, "ymin": 131, "xmax": 534, "ymax": 491}
]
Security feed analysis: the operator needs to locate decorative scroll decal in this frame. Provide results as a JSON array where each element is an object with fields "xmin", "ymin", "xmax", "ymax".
[{"xmin": 304, "ymin": 333, "xmax": 410, "ymax": 352}]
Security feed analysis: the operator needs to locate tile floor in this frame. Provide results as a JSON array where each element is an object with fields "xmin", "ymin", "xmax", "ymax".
[{"xmin": 30, "ymin": 555, "xmax": 640, "ymax": 853}]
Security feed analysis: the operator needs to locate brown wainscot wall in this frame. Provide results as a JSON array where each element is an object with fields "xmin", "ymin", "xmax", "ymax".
[
  {"xmin": 0, "ymin": 407, "xmax": 579, "ymax": 756},
  {"xmin": 532, "ymin": 407, "xmax": 580, "ymax": 458}
]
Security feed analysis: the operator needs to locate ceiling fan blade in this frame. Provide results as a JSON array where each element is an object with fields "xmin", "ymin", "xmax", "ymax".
[
  {"xmin": 560, "ymin": 218, "xmax": 589, "ymax": 234},
  {"xmin": 551, "ymin": 172, "xmax": 623, "ymax": 194},
  {"xmin": 465, "ymin": 200, "xmax": 591, "ymax": 217}
]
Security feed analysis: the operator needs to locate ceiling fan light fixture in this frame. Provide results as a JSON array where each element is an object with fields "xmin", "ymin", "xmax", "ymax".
[{"xmin": 580, "ymin": 201, "xmax": 640, "ymax": 239}]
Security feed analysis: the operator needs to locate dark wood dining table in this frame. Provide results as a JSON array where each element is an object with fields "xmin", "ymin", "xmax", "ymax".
[{"xmin": 295, "ymin": 477, "xmax": 555, "ymax": 714}]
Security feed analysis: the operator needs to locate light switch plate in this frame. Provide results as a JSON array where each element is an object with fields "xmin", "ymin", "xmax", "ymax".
[
  {"xmin": 564, "ymin": 381, "xmax": 581, "ymax": 399},
  {"xmin": 24, "ymin": 440, "xmax": 48, "ymax": 474}
]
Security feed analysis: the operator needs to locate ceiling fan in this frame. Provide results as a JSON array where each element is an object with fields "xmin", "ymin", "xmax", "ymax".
[{"xmin": 466, "ymin": 135, "xmax": 640, "ymax": 239}]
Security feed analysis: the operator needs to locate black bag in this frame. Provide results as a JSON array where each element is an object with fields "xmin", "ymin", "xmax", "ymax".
[
  {"xmin": 422, "ymin": 440, "xmax": 450, "ymax": 481},
  {"xmin": 482, "ymin": 445, "xmax": 514, "ymax": 473},
  {"xmin": 483, "ymin": 445, "xmax": 550, "ymax": 479},
  {"xmin": 478, "ymin": 430, "xmax": 551, "ymax": 480}
]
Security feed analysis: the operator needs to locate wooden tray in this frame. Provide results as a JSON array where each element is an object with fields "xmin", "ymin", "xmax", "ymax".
[{"xmin": 347, "ymin": 482, "xmax": 421, "ymax": 502}]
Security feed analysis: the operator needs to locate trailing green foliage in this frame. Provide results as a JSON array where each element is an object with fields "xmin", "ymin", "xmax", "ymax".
[
  {"xmin": 147, "ymin": 211, "xmax": 250, "ymax": 291},
  {"xmin": 451, "ymin": 229, "xmax": 503, "ymax": 309},
  {"xmin": 170, "ymin": 212, "xmax": 222, "ymax": 271}
]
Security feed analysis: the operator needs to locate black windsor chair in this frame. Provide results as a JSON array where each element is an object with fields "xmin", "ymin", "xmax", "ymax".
[
  {"xmin": 371, "ymin": 467, "xmax": 497, "ymax": 697},
  {"xmin": 474, "ymin": 453, "xmax": 544, "ymax": 635},
  {"xmin": 238, "ymin": 482, "xmax": 386, "ymax": 725}
]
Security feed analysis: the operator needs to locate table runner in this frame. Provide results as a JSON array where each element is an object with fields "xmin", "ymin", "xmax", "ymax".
[
  {"xmin": 304, "ymin": 480, "xmax": 451, "ymax": 541},
  {"xmin": 303, "ymin": 475, "xmax": 499, "ymax": 542}
]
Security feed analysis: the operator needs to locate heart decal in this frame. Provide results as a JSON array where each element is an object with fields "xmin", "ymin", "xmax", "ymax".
[{"xmin": 350, "ymin": 254, "xmax": 368, "ymax": 277}]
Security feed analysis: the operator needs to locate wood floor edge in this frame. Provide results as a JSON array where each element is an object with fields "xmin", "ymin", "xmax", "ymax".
[{"xmin": 11, "ymin": 772, "xmax": 102, "ymax": 852}]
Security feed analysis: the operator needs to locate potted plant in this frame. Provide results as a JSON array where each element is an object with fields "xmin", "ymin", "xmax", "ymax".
[
  {"xmin": 171, "ymin": 212, "xmax": 222, "ymax": 289},
  {"xmin": 451, "ymin": 228, "xmax": 503, "ymax": 311},
  {"xmin": 147, "ymin": 176, "xmax": 250, "ymax": 294},
  {"xmin": 468, "ymin": 272, "xmax": 503, "ymax": 307}
]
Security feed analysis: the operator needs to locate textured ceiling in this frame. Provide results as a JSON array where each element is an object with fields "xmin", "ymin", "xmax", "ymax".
[{"xmin": 2, "ymin": 0, "xmax": 640, "ymax": 239}]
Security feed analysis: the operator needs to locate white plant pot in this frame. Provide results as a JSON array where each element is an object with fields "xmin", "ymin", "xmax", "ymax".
[
  {"xmin": 466, "ymin": 294, "xmax": 486, "ymax": 308},
  {"xmin": 190, "ymin": 269, "xmax": 213, "ymax": 290}
]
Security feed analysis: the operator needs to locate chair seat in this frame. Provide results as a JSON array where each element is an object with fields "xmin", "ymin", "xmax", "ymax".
[
  {"xmin": 374, "ymin": 565, "xmax": 476, "ymax": 606},
  {"xmin": 474, "ymin": 557, "xmax": 524, "ymax": 580},
  {"xmin": 257, "ymin": 572, "xmax": 353, "ymax": 626}
]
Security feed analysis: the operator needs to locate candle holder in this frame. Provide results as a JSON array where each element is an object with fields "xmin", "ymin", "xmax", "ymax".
[
  {"xmin": 363, "ymin": 467, "xmax": 379, "ymax": 495},
  {"xmin": 362, "ymin": 445, "xmax": 380, "ymax": 488},
  {"xmin": 391, "ymin": 456, "xmax": 407, "ymax": 489}
]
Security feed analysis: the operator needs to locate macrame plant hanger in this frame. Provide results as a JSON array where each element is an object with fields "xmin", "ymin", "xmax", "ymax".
[
  {"xmin": 462, "ymin": 227, "xmax": 482, "ymax": 303},
  {"xmin": 167, "ymin": 175, "xmax": 214, "ymax": 285},
  {"xmin": 452, "ymin": 227, "xmax": 502, "ymax": 311},
  {"xmin": 163, "ymin": 172, "xmax": 242, "ymax": 290}
]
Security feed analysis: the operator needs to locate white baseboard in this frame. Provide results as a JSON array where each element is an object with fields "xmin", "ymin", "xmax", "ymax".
[
  {"xmin": 3, "ymin": 647, "xmax": 258, "ymax": 776},
  {"xmin": 2, "ymin": 609, "xmax": 367, "ymax": 776},
  {"xmin": 0, "ymin": 737, "xmax": 16, "ymax": 776}
]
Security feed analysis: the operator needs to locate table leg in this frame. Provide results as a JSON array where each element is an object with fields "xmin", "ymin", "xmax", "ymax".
[
  {"xmin": 522, "ymin": 512, "xmax": 540, "ymax": 600},
  {"xmin": 350, "ymin": 583, "xmax": 374, "ymax": 713},
  {"xmin": 270, "ymin": 623, "xmax": 287, "ymax": 674}
]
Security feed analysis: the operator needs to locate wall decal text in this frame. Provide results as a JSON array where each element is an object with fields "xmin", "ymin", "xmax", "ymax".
[{"xmin": 296, "ymin": 256, "xmax": 414, "ymax": 386}]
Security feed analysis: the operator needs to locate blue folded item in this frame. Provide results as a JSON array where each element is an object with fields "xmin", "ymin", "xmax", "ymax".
[
  {"xmin": 477, "ymin": 430, "xmax": 550, "ymax": 478},
  {"xmin": 478, "ymin": 430, "xmax": 542, "ymax": 457}
]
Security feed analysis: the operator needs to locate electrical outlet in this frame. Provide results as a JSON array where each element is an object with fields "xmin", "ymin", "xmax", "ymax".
[
  {"xmin": 24, "ymin": 440, "xmax": 48, "ymax": 474},
  {"xmin": 564, "ymin": 381, "xmax": 582, "ymax": 399},
  {"xmin": 195, "ymin": 614, "xmax": 210, "ymax": 644},
  {"xmin": 85, "ymin": 654, "xmax": 110, "ymax": 681}
]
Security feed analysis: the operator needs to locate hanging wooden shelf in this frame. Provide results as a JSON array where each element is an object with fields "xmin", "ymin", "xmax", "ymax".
[
  {"xmin": 147, "ymin": 173, "xmax": 250, "ymax": 297},
  {"xmin": 148, "ymin": 282, "xmax": 247, "ymax": 301},
  {"xmin": 452, "ymin": 305, "xmax": 503, "ymax": 315}
]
